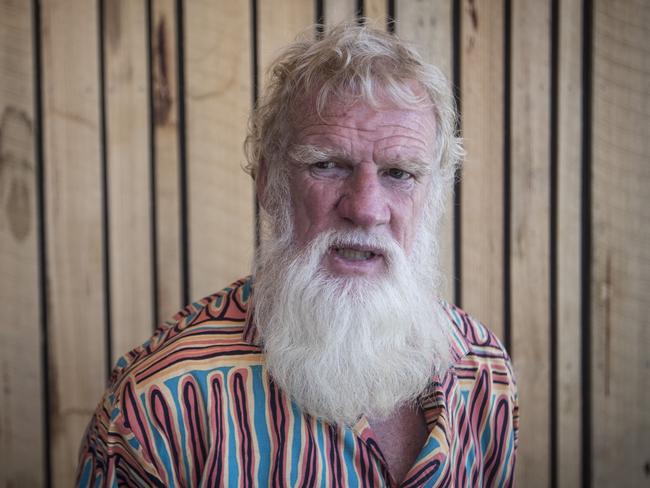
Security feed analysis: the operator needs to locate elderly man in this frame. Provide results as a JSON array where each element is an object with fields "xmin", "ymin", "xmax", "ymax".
[{"xmin": 78, "ymin": 23, "xmax": 518, "ymax": 487}]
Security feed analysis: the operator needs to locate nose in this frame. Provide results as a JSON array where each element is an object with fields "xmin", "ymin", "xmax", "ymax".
[{"xmin": 336, "ymin": 166, "xmax": 390, "ymax": 229}]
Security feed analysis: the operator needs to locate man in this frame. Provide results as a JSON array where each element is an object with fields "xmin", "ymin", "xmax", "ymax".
[{"xmin": 78, "ymin": 23, "xmax": 518, "ymax": 487}]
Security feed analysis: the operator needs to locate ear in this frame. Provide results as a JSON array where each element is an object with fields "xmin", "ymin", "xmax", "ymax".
[{"xmin": 255, "ymin": 158, "xmax": 269, "ymax": 210}]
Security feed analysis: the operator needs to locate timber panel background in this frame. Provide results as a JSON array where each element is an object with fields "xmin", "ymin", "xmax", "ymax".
[{"xmin": 0, "ymin": 0, "xmax": 648, "ymax": 486}]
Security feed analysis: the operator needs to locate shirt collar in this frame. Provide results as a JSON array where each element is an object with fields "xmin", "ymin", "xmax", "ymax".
[{"xmin": 242, "ymin": 277, "xmax": 260, "ymax": 345}]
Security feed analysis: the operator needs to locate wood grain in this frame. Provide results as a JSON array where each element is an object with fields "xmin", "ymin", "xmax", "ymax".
[
  {"xmin": 0, "ymin": 0, "xmax": 44, "ymax": 485},
  {"xmin": 41, "ymin": 0, "xmax": 107, "ymax": 485},
  {"xmin": 365, "ymin": 0, "xmax": 388, "ymax": 27},
  {"xmin": 104, "ymin": 0, "xmax": 154, "ymax": 361},
  {"xmin": 591, "ymin": 0, "xmax": 650, "ymax": 486},
  {"xmin": 185, "ymin": 0, "xmax": 255, "ymax": 300},
  {"xmin": 151, "ymin": 0, "xmax": 183, "ymax": 321},
  {"xmin": 258, "ymin": 0, "xmax": 315, "ymax": 78},
  {"xmin": 510, "ymin": 0, "xmax": 551, "ymax": 485},
  {"xmin": 396, "ymin": 0, "xmax": 453, "ymax": 79},
  {"xmin": 557, "ymin": 0, "xmax": 583, "ymax": 485},
  {"xmin": 324, "ymin": 0, "xmax": 357, "ymax": 25},
  {"xmin": 396, "ymin": 0, "xmax": 455, "ymax": 303},
  {"xmin": 459, "ymin": 0, "xmax": 505, "ymax": 340}
]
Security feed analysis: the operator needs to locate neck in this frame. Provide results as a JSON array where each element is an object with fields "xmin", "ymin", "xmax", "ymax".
[{"xmin": 368, "ymin": 403, "xmax": 429, "ymax": 483}]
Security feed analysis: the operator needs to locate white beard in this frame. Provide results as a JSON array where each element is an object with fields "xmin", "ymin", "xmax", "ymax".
[{"xmin": 253, "ymin": 213, "xmax": 452, "ymax": 427}]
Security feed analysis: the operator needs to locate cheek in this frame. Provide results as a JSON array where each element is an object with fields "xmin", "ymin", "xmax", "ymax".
[
  {"xmin": 390, "ymin": 190, "xmax": 427, "ymax": 248},
  {"xmin": 289, "ymin": 180, "xmax": 339, "ymax": 240},
  {"xmin": 392, "ymin": 209, "xmax": 416, "ymax": 248}
]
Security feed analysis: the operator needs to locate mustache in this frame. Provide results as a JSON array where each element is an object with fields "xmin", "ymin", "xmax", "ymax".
[{"xmin": 316, "ymin": 229, "xmax": 402, "ymax": 263}]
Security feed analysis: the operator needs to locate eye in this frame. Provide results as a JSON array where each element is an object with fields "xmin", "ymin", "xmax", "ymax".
[
  {"xmin": 308, "ymin": 160, "xmax": 350, "ymax": 179},
  {"xmin": 385, "ymin": 168, "xmax": 412, "ymax": 180},
  {"xmin": 312, "ymin": 160, "xmax": 336, "ymax": 170}
]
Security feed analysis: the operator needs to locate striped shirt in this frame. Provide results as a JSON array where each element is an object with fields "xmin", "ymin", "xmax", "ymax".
[{"xmin": 77, "ymin": 277, "xmax": 518, "ymax": 487}]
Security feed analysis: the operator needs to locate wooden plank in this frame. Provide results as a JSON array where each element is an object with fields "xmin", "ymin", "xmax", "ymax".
[
  {"xmin": 557, "ymin": 0, "xmax": 583, "ymax": 485},
  {"xmin": 396, "ymin": 0, "xmax": 453, "ymax": 79},
  {"xmin": 324, "ymin": 0, "xmax": 357, "ymax": 25},
  {"xmin": 40, "ymin": 0, "xmax": 107, "ymax": 485},
  {"xmin": 151, "ymin": 0, "xmax": 183, "ymax": 321},
  {"xmin": 258, "ymin": 0, "xmax": 315, "ymax": 77},
  {"xmin": 459, "ymin": 0, "xmax": 505, "ymax": 339},
  {"xmin": 396, "ymin": 0, "xmax": 455, "ymax": 303},
  {"xmin": 365, "ymin": 0, "xmax": 388, "ymax": 27},
  {"xmin": 510, "ymin": 1, "xmax": 551, "ymax": 486},
  {"xmin": 185, "ymin": 0, "xmax": 255, "ymax": 300},
  {"xmin": 591, "ymin": 1, "xmax": 650, "ymax": 486},
  {"xmin": 104, "ymin": 0, "xmax": 154, "ymax": 360},
  {"xmin": 0, "ymin": 1, "xmax": 44, "ymax": 485}
]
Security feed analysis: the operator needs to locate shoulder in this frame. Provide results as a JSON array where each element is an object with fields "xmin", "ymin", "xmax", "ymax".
[
  {"xmin": 441, "ymin": 302, "xmax": 511, "ymax": 362},
  {"xmin": 441, "ymin": 301, "xmax": 517, "ymax": 397},
  {"xmin": 107, "ymin": 277, "xmax": 258, "ymax": 394},
  {"xmin": 77, "ymin": 278, "xmax": 258, "ymax": 484},
  {"xmin": 439, "ymin": 303, "xmax": 520, "ymax": 477}
]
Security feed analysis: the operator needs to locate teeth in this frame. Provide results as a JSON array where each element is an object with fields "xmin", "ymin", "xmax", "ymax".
[{"xmin": 336, "ymin": 248, "xmax": 374, "ymax": 260}]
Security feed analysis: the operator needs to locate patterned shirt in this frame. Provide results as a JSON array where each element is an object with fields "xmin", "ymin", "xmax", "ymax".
[{"xmin": 77, "ymin": 277, "xmax": 518, "ymax": 487}]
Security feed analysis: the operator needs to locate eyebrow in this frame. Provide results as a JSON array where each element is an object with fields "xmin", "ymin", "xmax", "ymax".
[
  {"xmin": 288, "ymin": 144, "xmax": 433, "ymax": 178},
  {"xmin": 287, "ymin": 144, "xmax": 347, "ymax": 166}
]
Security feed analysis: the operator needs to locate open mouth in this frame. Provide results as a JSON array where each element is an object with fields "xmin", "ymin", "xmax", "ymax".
[{"xmin": 333, "ymin": 247, "xmax": 381, "ymax": 261}]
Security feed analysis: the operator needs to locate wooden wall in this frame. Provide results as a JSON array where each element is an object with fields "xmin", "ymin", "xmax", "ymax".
[{"xmin": 1, "ymin": 1, "xmax": 648, "ymax": 486}]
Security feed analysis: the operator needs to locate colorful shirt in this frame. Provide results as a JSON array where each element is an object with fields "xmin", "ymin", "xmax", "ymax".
[{"xmin": 77, "ymin": 277, "xmax": 518, "ymax": 487}]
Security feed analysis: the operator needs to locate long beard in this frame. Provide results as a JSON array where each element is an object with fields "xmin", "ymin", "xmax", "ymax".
[{"xmin": 253, "ymin": 215, "xmax": 452, "ymax": 426}]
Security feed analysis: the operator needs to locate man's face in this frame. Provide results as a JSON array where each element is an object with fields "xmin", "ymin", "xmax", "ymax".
[{"xmin": 285, "ymin": 98, "xmax": 438, "ymax": 278}]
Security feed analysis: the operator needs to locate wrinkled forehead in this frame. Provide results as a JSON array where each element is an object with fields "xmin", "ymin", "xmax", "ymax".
[
  {"xmin": 289, "ymin": 79, "xmax": 434, "ymax": 121},
  {"xmin": 287, "ymin": 89, "xmax": 438, "ymax": 149},
  {"xmin": 287, "ymin": 88, "xmax": 438, "ymax": 156}
]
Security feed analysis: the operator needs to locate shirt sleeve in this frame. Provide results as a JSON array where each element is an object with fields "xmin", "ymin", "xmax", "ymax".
[
  {"xmin": 76, "ymin": 322, "xmax": 180, "ymax": 487},
  {"xmin": 76, "ymin": 388, "xmax": 165, "ymax": 487}
]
